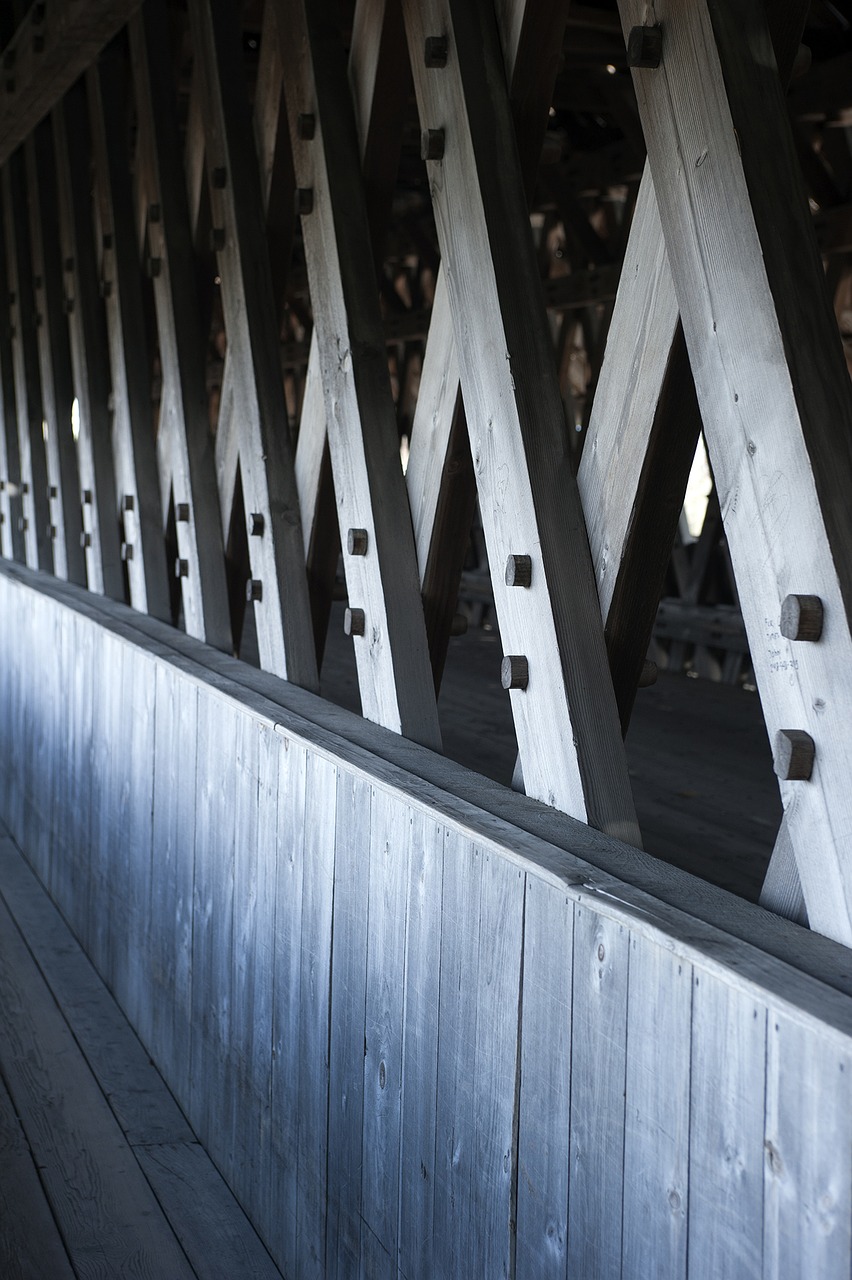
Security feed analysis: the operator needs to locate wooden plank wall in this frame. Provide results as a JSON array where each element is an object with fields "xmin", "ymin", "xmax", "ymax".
[{"xmin": 3, "ymin": 563, "xmax": 852, "ymax": 1280}]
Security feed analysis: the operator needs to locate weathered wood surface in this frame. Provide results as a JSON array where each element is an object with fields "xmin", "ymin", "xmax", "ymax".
[{"xmin": 4, "ymin": 564, "xmax": 852, "ymax": 1277}]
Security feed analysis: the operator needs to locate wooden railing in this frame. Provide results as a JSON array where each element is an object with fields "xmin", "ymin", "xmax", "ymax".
[{"xmin": 2, "ymin": 559, "xmax": 852, "ymax": 1279}]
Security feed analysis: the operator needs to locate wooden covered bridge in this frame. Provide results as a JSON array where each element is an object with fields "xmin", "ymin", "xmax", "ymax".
[{"xmin": 3, "ymin": 0, "xmax": 852, "ymax": 1275}]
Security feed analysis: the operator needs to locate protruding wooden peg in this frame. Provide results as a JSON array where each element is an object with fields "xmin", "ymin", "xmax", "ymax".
[
  {"xmin": 424, "ymin": 35, "xmax": 448, "ymax": 67},
  {"xmin": 249, "ymin": 512, "xmax": 265, "ymax": 537},
  {"xmin": 421, "ymin": 128, "xmax": 445, "ymax": 161},
  {"xmin": 147, "ymin": 203, "xmax": 161, "ymax": 223},
  {"xmin": 63, "ymin": 256, "xmax": 74, "ymax": 272},
  {"xmin": 501, "ymin": 655, "xmax": 529, "ymax": 691},
  {"xmin": 102, "ymin": 233, "xmax": 113, "ymax": 250},
  {"xmin": 17, "ymin": 516, "xmax": 27, "ymax": 532},
  {"xmin": 347, "ymin": 527, "xmax": 368, "ymax": 556},
  {"xmin": 99, "ymin": 279, "xmax": 112, "ymax": 298},
  {"xmin": 246, "ymin": 579, "xmax": 263, "ymax": 603},
  {"xmin": 175, "ymin": 502, "xmax": 190, "ymax": 522},
  {"xmin": 63, "ymin": 297, "xmax": 74, "ymax": 314},
  {"xmin": 627, "ymin": 25, "xmax": 662, "ymax": 69},
  {"xmin": 120, "ymin": 542, "xmax": 134, "ymax": 561},
  {"xmin": 175, "ymin": 558, "xmax": 189, "ymax": 578},
  {"xmin": 47, "ymin": 484, "xmax": 57, "ymax": 499},
  {"xmin": 212, "ymin": 165, "xmax": 227, "ymax": 188},
  {"xmin": 505, "ymin": 554, "xmax": 532, "ymax": 588},
  {"xmin": 209, "ymin": 227, "xmax": 226, "ymax": 251},
  {"xmin": 780, "ymin": 594, "xmax": 823, "ymax": 642},
  {"xmin": 638, "ymin": 659, "xmax": 658, "ymax": 688},
  {"xmin": 297, "ymin": 113, "xmax": 316, "ymax": 140},
  {"xmin": 773, "ymin": 729, "xmax": 815, "ymax": 781},
  {"xmin": 295, "ymin": 188, "xmax": 314, "ymax": 215},
  {"xmin": 81, "ymin": 531, "xmax": 92, "ymax": 548},
  {"xmin": 146, "ymin": 257, "xmax": 161, "ymax": 278},
  {"xmin": 48, "ymin": 524, "xmax": 56, "ymax": 539},
  {"xmin": 344, "ymin": 607, "xmax": 365, "ymax": 637},
  {"xmin": 82, "ymin": 489, "xmax": 92, "ymax": 505},
  {"xmin": 21, "ymin": 482, "xmax": 28, "ymax": 495},
  {"xmin": 122, "ymin": 494, "xmax": 135, "ymax": 513}
]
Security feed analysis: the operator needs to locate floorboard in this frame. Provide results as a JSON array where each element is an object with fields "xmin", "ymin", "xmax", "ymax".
[{"xmin": 0, "ymin": 830, "xmax": 284, "ymax": 1280}]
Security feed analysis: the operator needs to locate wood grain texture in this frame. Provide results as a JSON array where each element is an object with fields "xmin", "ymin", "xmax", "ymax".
[
  {"xmin": 401, "ymin": 0, "xmax": 639, "ymax": 841},
  {"xmin": 515, "ymin": 877, "xmax": 572, "ymax": 1280},
  {"xmin": 688, "ymin": 974, "xmax": 766, "ymax": 1279},
  {"xmin": 397, "ymin": 811, "xmax": 444, "ymax": 1280},
  {"xmin": 619, "ymin": 0, "xmax": 852, "ymax": 942},
  {"xmin": 622, "ymin": 936, "xmax": 691, "ymax": 1280},
  {"xmin": 764, "ymin": 1014, "xmax": 852, "ymax": 1280},
  {"xmin": 0, "ymin": 217, "xmax": 24, "ymax": 562},
  {"xmin": 567, "ymin": 906, "xmax": 629, "ymax": 1278},
  {"xmin": 326, "ymin": 770, "xmax": 372, "ymax": 1278}
]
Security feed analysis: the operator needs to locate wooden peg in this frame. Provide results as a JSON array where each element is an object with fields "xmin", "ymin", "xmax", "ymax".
[
  {"xmin": 421, "ymin": 128, "xmax": 445, "ymax": 161},
  {"xmin": 344, "ymin": 607, "xmax": 365, "ymax": 637},
  {"xmin": 505, "ymin": 554, "xmax": 532, "ymax": 588},
  {"xmin": 297, "ymin": 113, "xmax": 316, "ymax": 140},
  {"xmin": 295, "ymin": 188, "xmax": 314, "ymax": 215},
  {"xmin": 212, "ymin": 166, "xmax": 227, "ymax": 188},
  {"xmin": 424, "ymin": 35, "xmax": 448, "ymax": 67},
  {"xmin": 175, "ymin": 558, "xmax": 189, "ymax": 578},
  {"xmin": 347, "ymin": 527, "xmax": 368, "ymax": 556},
  {"xmin": 176, "ymin": 503, "xmax": 190, "ymax": 522},
  {"xmin": 246, "ymin": 579, "xmax": 263, "ymax": 602},
  {"xmin": 627, "ymin": 25, "xmax": 662, "ymax": 69},
  {"xmin": 249, "ymin": 512, "xmax": 265, "ymax": 537},
  {"xmin": 501, "ymin": 655, "xmax": 529, "ymax": 691},
  {"xmin": 780, "ymin": 594, "xmax": 823, "ymax": 642},
  {"xmin": 120, "ymin": 542, "xmax": 134, "ymax": 561},
  {"xmin": 209, "ymin": 227, "xmax": 226, "ymax": 251},
  {"xmin": 773, "ymin": 729, "xmax": 815, "ymax": 781}
]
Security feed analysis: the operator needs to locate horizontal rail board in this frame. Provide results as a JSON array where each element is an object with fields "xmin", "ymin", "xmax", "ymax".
[{"xmin": 1, "ymin": 558, "xmax": 852, "ymax": 1277}]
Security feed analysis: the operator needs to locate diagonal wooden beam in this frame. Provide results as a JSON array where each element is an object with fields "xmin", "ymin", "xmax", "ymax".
[
  {"xmin": 0, "ymin": 0, "xmax": 145, "ymax": 167},
  {"xmin": 129, "ymin": 0, "xmax": 232, "ymax": 652},
  {"xmin": 619, "ymin": 0, "xmax": 852, "ymax": 943},
  {"xmin": 294, "ymin": 0, "xmax": 409, "ymax": 668},
  {"xmin": 187, "ymin": 0, "xmax": 318, "ymax": 689},
  {"xmin": 24, "ymin": 122, "xmax": 85, "ymax": 585},
  {"xmin": 52, "ymin": 81, "xmax": 123, "ymax": 600},
  {"xmin": 2, "ymin": 155, "xmax": 52, "ymax": 573},
  {"xmin": 0, "ymin": 224, "xmax": 24, "ymax": 562},
  {"xmin": 401, "ymin": 0, "xmax": 640, "ymax": 840},
  {"xmin": 86, "ymin": 50, "xmax": 171, "ymax": 622},
  {"xmin": 406, "ymin": 0, "xmax": 572, "ymax": 693},
  {"xmin": 276, "ymin": 0, "xmax": 442, "ymax": 751}
]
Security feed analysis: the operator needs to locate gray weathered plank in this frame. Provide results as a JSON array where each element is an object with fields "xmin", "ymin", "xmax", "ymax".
[
  {"xmin": 622, "ymin": 936, "xmax": 691, "ymax": 1280},
  {"xmin": 361, "ymin": 790, "xmax": 410, "ymax": 1271},
  {"xmin": 397, "ymin": 810, "xmax": 445, "ymax": 1280},
  {"xmin": 763, "ymin": 1014, "xmax": 852, "ymax": 1280},
  {"xmin": 296, "ymin": 751, "xmax": 337, "ymax": 1278},
  {"xmin": 567, "ymin": 906, "xmax": 629, "ymax": 1278},
  {"xmin": 326, "ymin": 770, "xmax": 373, "ymax": 1278},
  {"xmin": 688, "ymin": 974, "xmax": 766, "ymax": 1279},
  {"xmin": 515, "ymin": 876, "xmax": 572, "ymax": 1280}
]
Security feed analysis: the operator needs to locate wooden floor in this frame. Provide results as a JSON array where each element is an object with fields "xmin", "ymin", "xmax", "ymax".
[
  {"xmin": 0, "ymin": 828, "xmax": 284, "ymax": 1280},
  {"xmin": 318, "ymin": 603, "xmax": 782, "ymax": 903}
]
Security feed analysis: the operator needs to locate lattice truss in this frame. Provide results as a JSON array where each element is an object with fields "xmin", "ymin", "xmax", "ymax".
[{"xmin": 1, "ymin": 0, "xmax": 852, "ymax": 940}]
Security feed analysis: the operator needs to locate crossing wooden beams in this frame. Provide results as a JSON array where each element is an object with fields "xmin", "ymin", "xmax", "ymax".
[
  {"xmin": 619, "ymin": 0, "xmax": 852, "ymax": 943},
  {"xmin": 401, "ymin": 0, "xmax": 639, "ymax": 838},
  {"xmin": 187, "ymin": 0, "xmax": 317, "ymax": 688},
  {"xmin": 276, "ymin": 0, "xmax": 442, "ymax": 749}
]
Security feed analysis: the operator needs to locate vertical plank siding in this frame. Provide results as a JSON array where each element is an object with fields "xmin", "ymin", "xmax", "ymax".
[{"xmin": 4, "ymin": 569, "xmax": 852, "ymax": 1278}]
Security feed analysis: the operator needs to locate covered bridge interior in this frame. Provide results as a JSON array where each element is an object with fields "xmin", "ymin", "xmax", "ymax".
[{"xmin": 3, "ymin": 0, "xmax": 852, "ymax": 1275}]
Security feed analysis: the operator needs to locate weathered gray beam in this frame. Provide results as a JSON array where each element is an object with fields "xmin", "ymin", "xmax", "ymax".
[
  {"xmin": 24, "ymin": 122, "xmax": 85, "ymax": 585},
  {"xmin": 619, "ymin": 0, "xmax": 852, "ymax": 943},
  {"xmin": 86, "ymin": 51, "xmax": 170, "ymax": 621},
  {"xmin": 2, "ymin": 154, "xmax": 52, "ymax": 572},
  {"xmin": 0, "ymin": 230, "xmax": 24, "ymax": 561},
  {"xmin": 277, "ymin": 0, "xmax": 442, "ymax": 750},
  {"xmin": 187, "ymin": 0, "xmax": 318, "ymax": 688},
  {"xmin": 401, "ymin": 0, "xmax": 639, "ymax": 840},
  {"xmin": 129, "ymin": 0, "xmax": 232, "ymax": 652},
  {"xmin": 0, "ymin": 0, "xmax": 144, "ymax": 167},
  {"xmin": 52, "ymin": 82, "xmax": 123, "ymax": 599}
]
